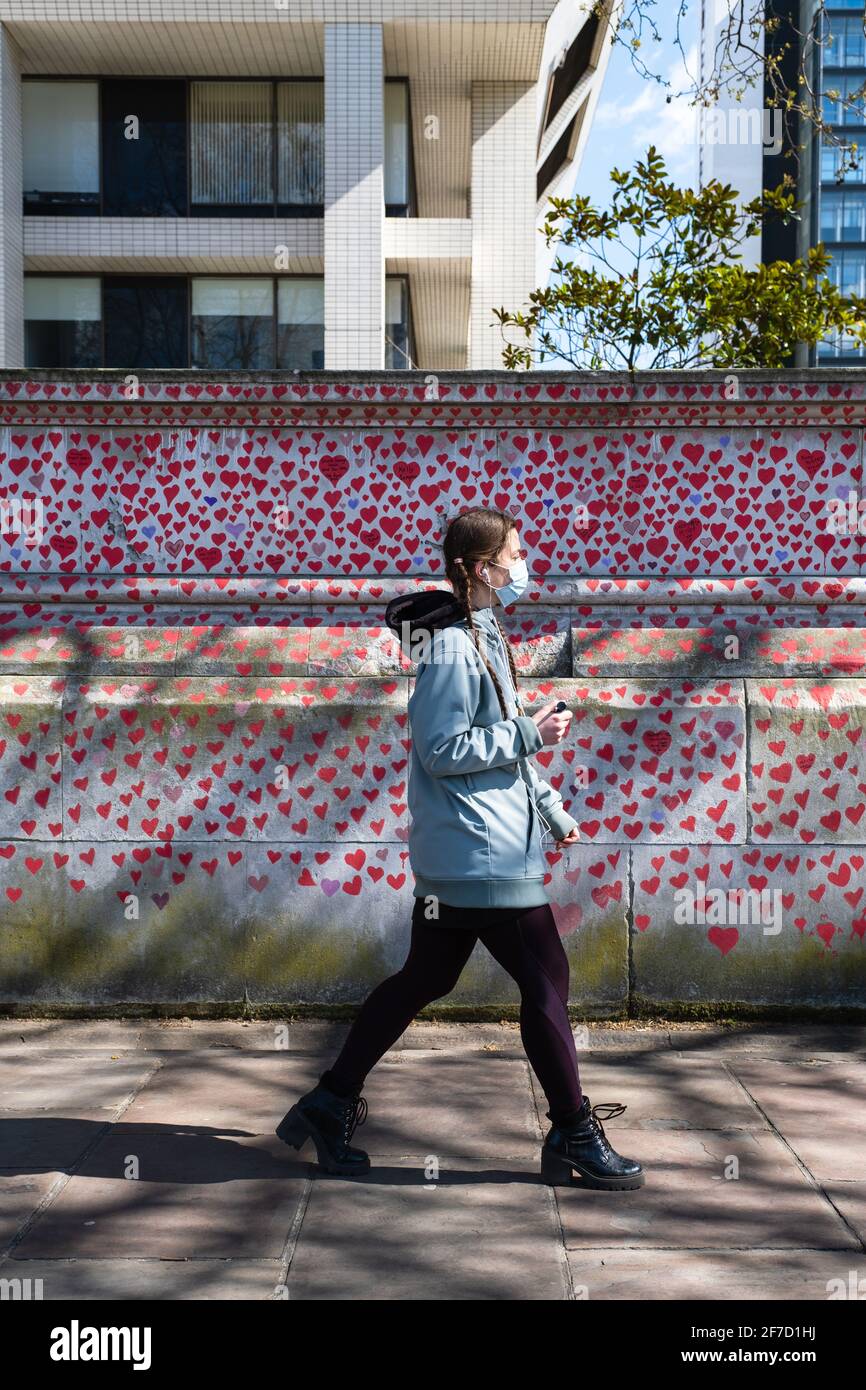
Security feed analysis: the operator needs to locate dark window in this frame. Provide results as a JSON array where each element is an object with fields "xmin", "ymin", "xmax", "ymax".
[
  {"xmin": 104, "ymin": 277, "xmax": 188, "ymax": 368},
  {"xmin": 545, "ymin": 14, "xmax": 600, "ymax": 131},
  {"xmin": 761, "ymin": 0, "xmax": 801, "ymax": 271},
  {"xmin": 25, "ymin": 318, "xmax": 102, "ymax": 369},
  {"xmin": 537, "ymin": 115, "xmax": 578, "ymax": 200},
  {"xmin": 101, "ymin": 80, "xmax": 187, "ymax": 216},
  {"xmin": 23, "ymin": 274, "xmax": 414, "ymax": 370},
  {"xmin": 191, "ymin": 278, "xmax": 274, "ymax": 369},
  {"xmin": 24, "ymin": 76, "xmax": 410, "ymax": 219},
  {"xmin": 385, "ymin": 277, "xmax": 413, "ymax": 368}
]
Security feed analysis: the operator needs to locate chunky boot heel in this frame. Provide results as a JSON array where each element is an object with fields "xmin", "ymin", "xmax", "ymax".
[
  {"xmin": 275, "ymin": 1105, "xmax": 310, "ymax": 1151},
  {"xmin": 541, "ymin": 1095, "xmax": 645, "ymax": 1192},
  {"xmin": 540, "ymin": 1147, "xmax": 577, "ymax": 1187},
  {"xmin": 275, "ymin": 1076, "xmax": 371, "ymax": 1177}
]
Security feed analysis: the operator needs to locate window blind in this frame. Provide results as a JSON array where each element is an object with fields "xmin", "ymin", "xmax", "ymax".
[
  {"xmin": 277, "ymin": 278, "xmax": 324, "ymax": 325},
  {"xmin": 23, "ymin": 81, "xmax": 99, "ymax": 196},
  {"xmin": 190, "ymin": 82, "xmax": 273, "ymax": 205},
  {"xmin": 277, "ymin": 82, "xmax": 324, "ymax": 205},
  {"xmin": 192, "ymin": 279, "xmax": 273, "ymax": 318},
  {"xmin": 24, "ymin": 278, "xmax": 101, "ymax": 321}
]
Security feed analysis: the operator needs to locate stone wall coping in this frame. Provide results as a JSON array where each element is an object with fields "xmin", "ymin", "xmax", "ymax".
[
  {"xmin": 2, "ymin": 369, "xmax": 866, "ymax": 425},
  {"xmin": 2, "ymin": 576, "xmax": 866, "ymax": 606}
]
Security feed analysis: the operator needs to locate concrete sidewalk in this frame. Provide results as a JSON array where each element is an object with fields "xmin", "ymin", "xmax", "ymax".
[{"xmin": 1, "ymin": 1020, "xmax": 864, "ymax": 1301}]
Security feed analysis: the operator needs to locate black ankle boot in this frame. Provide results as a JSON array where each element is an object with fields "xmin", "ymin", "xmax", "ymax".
[
  {"xmin": 540, "ymin": 1095, "xmax": 644, "ymax": 1191},
  {"xmin": 276, "ymin": 1079, "xmax": 371, "ymax": 1177}
]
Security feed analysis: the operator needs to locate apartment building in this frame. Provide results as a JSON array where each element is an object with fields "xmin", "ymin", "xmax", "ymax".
[{"xmin": 0, "ymin": 1, "xmax": 615, "ymax": 373}]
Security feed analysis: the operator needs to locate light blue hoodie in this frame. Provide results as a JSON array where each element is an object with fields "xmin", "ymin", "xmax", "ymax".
[{"xmin": 406, "ymin": 604, "xmax": 578, "ymax": 909}]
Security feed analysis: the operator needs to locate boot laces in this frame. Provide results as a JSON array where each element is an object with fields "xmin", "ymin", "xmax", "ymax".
[
  {"xmin": 342, "ymin": 1095, "xmax": 368, "ymax": 1143},
  {"xmin": 587, "ymin": 1101, "xmax": 626, "ymax": 1160}
]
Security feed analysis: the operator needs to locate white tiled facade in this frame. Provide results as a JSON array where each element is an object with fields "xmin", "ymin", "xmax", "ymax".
[
  {"xmin": 0, "ymin": 24, "xmax": 23, "ymax": 366},
  {"xmin": 0, "ymin": 0, "xmax": 614, "ymax": 370},
  {"xmin": 324, "ymin": 23, "xmax": 384, "ymax": 370}
]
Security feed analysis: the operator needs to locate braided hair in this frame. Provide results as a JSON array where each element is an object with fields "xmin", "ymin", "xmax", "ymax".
[{"xmin": 440, "ymin": 506, "xmax": 526, "ymax": 719}]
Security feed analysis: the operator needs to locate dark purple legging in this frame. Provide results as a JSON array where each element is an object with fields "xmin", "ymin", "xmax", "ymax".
[{"xmin": 323, "ymin": 897, "xmax": 584, "ymax": 1126}]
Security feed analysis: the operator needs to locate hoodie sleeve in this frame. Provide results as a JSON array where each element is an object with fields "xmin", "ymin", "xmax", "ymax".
[
  {"xmin": 524, "ymin": 757, "xmax": 579, "ymax": 841},
  {"xmin": 409, "ymin": 626, "xmax": 544, "ymax": 776}
]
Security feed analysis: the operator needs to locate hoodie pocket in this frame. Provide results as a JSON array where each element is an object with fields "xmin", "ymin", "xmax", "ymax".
[{"xmin": 461, "ymin": 767, "xmax": 534, "ymax": 878}]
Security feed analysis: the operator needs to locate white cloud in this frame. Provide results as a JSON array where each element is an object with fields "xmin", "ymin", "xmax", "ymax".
[
  {"xmin": 589, "ymin": 40, "xmax": 701, "ymax": 183},
  {"xmin": 594, "ymin": 83, "xmax": 659, "ymax": 126}
]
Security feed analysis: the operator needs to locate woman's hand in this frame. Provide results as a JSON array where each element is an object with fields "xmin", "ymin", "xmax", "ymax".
[
  {"xmin": 555, "ymin": 827, "xmax": 581, "ymax": 847},
  {"xmin": 531, "ymin": 700, "xmax": 572, "ymax": 747}
]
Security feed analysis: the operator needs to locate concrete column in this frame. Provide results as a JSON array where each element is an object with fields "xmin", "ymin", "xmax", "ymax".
[
  {"xmin": 469, "ymin": 82, "xmax": 536, "ymax": 370},
  {"xmin": 0, "ymin": 24, "xmax": 23, "ymax": 367},
  {"xmin": 324, "ymin": 23, "xmax": 384, "ymax": 370}
]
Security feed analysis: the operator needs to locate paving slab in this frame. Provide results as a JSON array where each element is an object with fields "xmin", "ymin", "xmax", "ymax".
[
  {"xmin": 0, "ymin": 1117, "xmax": 107, "ymax": 1169},
  {"xmin": 0, "ymin": 1021, "xmax": 356, "ymax": 1055},
  {"xmin": 10, "ymin": 1133, "xmax": 306, "ymax": 1261},
  {"xmin": 0, "ymin": 1053, "xmax": 156, "ymax": 1110},
  {"xmin": 0, "ymin": 1170, "xmax": 61, "ymax": 1248},
  {"xmin": 554, "ymin": 1129, "xmax": 859, "ymax": 1251},
  {"xmin": 528, "ymin": 1052, "xmax": 769, "ymax": 1131},
  {"xmin": 823, "ymin": 1182, "xmax": 866, "ymax": 1244},
  {"xmin": 0, "ymin": 1258, "xmax": 287, "ymax": 1301},
  {"xmin": 115, "ymin": 1052, "xmax": 313, "ymax": 1133},
  {"xmin": 118, "ymin": 1048, "xmax": 547, "ymax": 1160},
  {"xmin": 3, "ymin": 1019, "xmax": 865, "ymax": 1058},
  {"xmin": 720, "ymin": 1058, "xmax": 866, "ymax": 1181},
  {"xmin": 565, "ymin": 1248, "xmax": 866, "ymax": 1300},
  {"xmin": 665, "ymin": 1026, "xmax": 866, "ymax": 1061},
  {"xmin": 724, "ymin": 1057, "xmax": 866, "ymax": 1126},
  {"xmin": 0, "ymin": 1053, "xmax": 157, "ymax": 1167},
  {"xmin": 285, "ymin": 1155, "xmax": 568, "ymax": 1301},
  {"xmin": 778, "ymin": 1131, "xmax": 866, "ymax": 1182},
  {"xmin": 343, "ymin": 1051, "xmax": 542, "ymax": 1161}
]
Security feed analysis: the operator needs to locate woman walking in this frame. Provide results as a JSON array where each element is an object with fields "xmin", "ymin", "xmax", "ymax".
[{"xmin": 276, "ymin": 506, "xmax": 644, "ymax": 1191}]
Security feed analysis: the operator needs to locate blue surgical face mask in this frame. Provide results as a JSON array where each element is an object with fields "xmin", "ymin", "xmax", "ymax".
[{"xmin": 481, "ymin": 556, "xmax": 529, "ymax": 605}]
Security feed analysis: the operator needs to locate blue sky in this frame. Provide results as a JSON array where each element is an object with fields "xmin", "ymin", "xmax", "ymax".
[{"xmin": 576, "ymin": 14, "xmax": 700, "ymax": 213}]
